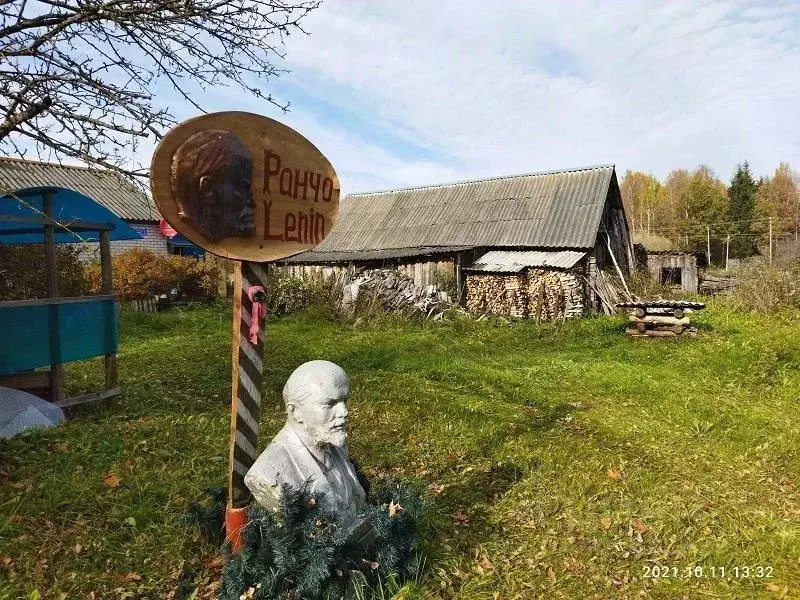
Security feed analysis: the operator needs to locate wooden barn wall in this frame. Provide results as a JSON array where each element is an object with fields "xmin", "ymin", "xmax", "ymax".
[
  {"xmin": 281, "ymin": 256, "xmax": 457, "ymax": 288},
  {"xmin": 593, "ymin": 178, "xmax": 634, "ymax": 276}
]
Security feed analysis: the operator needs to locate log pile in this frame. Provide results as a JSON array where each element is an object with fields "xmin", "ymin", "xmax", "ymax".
[
  {"xmin": 699, "ymin": 274, "xmax": 735, "ymax": 295},
  {"xmin": 465, "ymin": 270, "xmax": 584, "ymax": 319},
  {"xmin": 624, "ymin": 306, "xmax": 699, "ymax": 338},
  {"xmin": 341, "ymin": 269, "xmax": 460, "ymax": 319}
]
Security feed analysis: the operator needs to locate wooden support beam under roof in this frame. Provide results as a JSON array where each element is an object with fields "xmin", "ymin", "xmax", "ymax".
[{"xmin": 0, "ymin": 213, "xmax": 116, "ymax": 232}]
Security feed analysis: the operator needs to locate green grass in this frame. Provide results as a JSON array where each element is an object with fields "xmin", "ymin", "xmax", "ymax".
[{"xmin": 2, "ymin": 304, "xmax": 800, "ymax": 599}]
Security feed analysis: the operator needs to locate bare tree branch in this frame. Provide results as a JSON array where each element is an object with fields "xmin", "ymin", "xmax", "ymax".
[{"xmin": 0, "ymin": 0, "xmax": 320, "ymax": 180}]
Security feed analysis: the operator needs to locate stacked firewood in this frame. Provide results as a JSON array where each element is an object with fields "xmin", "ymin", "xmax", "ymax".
[
  {"xmin": 465, "ymin": 275, "xmax": 519, "ymax": 315},
  {"xmin": 625, "ymin": 306, "xmax": 698, "ymax": 338},
  {"xmin": 466, "ymin": 270, "xmax": 583, "ymax": 319}
]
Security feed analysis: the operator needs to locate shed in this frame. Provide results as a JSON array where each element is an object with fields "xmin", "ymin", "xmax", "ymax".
[
  {"xmin": 284, "ymin": 165, "xmax": 633, "ymax": 319},
  {"xmin": 634, "ymin": 234, "xmax": 706, "ymax": 294}
]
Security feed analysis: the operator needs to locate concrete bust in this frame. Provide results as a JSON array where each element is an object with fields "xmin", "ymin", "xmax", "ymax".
[{"xmin": 244, "ymin": 361, "xmax": 366, "ymax": 521}]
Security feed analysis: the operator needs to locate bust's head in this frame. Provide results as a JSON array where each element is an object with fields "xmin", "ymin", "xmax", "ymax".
[
  {"xmin": 283, "ymin": 361, "xmax": 350, "ymax": 447},
  {"xmin": 170, "ymin": 129, "xmax": 255, "ymax": 242}
]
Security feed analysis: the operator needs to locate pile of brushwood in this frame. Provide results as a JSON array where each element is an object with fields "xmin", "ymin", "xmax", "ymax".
[{"xmin": 184, "ymin": 479, "xmax": 428, "ymax": 600}]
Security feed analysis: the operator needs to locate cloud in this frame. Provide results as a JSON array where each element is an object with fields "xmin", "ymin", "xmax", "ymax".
[
  {"xmin": 254, "ymin": 0, "xmax": 800, "ymax": 190},
  {"xmin": 126, "ymin": 1, "xmax": 800, "ymax": 193}
]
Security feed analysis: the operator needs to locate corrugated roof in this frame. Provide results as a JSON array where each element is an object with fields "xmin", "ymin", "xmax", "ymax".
[
  {"xmin": 0, "ymin": 157, "xmax": 158, "ymax": 221},
  {"xmin": 283, "ymin": 245, "xmax": 474, "ymax": 264},
  {"xmin": 305, "ymin": 165, "xmax": 615, "ymax": 258},
  {"xmin": 464, "ymin": 250, "xmax": 587, "ymax": 273}
]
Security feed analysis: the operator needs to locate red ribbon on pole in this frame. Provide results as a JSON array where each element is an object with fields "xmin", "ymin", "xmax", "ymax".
[{"xmin": 247, "ymin": 285, "xmax": 266, "ymax": 343}]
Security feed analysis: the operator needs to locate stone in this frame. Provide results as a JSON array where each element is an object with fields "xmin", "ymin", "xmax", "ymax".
[{"xmin": 244, "ymin": 361, "xmax": 366, "ymax": 522}]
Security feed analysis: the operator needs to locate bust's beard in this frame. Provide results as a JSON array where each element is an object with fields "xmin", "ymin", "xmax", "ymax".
[{"xmin": 302, "ymin": 422, "xmax": 348, "ymax": 449}]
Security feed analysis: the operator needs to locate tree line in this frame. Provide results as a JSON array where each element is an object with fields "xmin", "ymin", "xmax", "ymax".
[{"xmin": 620, "ymin": 162, "xmax": 800, "ymax": 264}]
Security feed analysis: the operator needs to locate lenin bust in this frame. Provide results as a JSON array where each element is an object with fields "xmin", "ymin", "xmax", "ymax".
[
  {"xmin": 170, "ymin": 129, "xmax": 256, "ymax": 242},
  {"xmin": 244, "ymin": 361, "xmax": 366, "ymax": 521}
]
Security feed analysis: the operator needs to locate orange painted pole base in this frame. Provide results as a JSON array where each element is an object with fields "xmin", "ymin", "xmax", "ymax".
[{"xmin": 225, "ymin": 506, "xmax": 248, "ymax": 553}]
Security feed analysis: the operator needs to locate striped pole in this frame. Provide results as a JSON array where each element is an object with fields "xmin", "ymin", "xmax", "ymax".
[{"xmin": 226, "ymin": 260, "xmax": 268, "ymax": 550}]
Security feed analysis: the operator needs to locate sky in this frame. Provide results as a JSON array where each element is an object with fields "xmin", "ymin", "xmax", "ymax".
[{"xmin": 145, "ymin": 0, "xmax": 800, "ymax": 195}]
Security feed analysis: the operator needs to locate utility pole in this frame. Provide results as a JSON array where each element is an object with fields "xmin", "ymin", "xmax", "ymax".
[
  {"xmin": 706, "ymin": 225, "xmax": 711, "ymax": 266},
  {"xmin": 769, "ymin": 217, "xmax": 773, "ymax": 263},
  {"xmin": 726, "ymin": 234, "xmax": 730, "ymax": 271}
]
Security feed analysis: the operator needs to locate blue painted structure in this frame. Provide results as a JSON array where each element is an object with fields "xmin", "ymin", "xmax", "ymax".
[
  {"xmin": 0, "ymin": 296, "xmax": 118, "ymax": 376},
  {"xmin": 0, "ymin": 186, "xmax": 142, "ymax": 245},
  {"xmin": 0, "ymin": 186, "xmax": 124, "ymax": 408}
]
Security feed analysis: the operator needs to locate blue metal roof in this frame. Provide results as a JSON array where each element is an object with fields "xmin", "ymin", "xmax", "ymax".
[{"xmin": 0, "ymin": 186, "xmax": 142, "ymax": 245}]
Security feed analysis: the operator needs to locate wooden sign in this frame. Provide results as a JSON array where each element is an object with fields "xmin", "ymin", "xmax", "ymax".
[{"xmin": 150, "ymin": 111, "xmax": 340, "ymax": 262}]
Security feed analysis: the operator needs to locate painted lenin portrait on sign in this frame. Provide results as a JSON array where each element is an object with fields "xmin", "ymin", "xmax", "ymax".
[{"xmin": 170, "ymin": 129, "xmax": 255, "ymax": 242}]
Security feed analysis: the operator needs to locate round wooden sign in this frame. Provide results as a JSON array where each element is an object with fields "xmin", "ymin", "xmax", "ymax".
[{"xmin": 150, "ymin": 111, "xmax": 340, "ymax": 262}]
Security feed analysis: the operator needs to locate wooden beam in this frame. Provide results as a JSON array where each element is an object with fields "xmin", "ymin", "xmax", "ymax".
[
  {"xmin": 54, "ymin": 387, "xmax": 121, "ymax": 409},
  {"xmin": 43, "ymin": 191, "xmax": 65, "ymax": 404},
  {"xmin": 0, "ymin": 370, "xmax": 51, "ymax": 390},
  {"xmin": 0, "ymin": 295, "xmax": 115, "ymax": 309},
  {"xmin": 0, "ymin": 213, "xmax": 116, "ymax": 231},
  {"xmin": 100, "ymin": 230, "xmax": 118, "ymax": 390}
]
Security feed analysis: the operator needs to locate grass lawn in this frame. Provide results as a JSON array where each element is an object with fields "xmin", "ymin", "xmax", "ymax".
[{"xmin": 1, "ymin": 304, "xmax": 799, "ymax": 599}]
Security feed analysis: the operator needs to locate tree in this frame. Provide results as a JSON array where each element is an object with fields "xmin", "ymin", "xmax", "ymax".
[
  {"xmin": 620, "ymin": 170, "xmax": 663, "ymax": 237},
  {"xmin": 661, "ymin": 168, "xmax": 691, "ymax": 234},
  {"xmin": 678, "ymin": 166, "xmax": 727, "ymax": 253},
  {"xmin": 0, "ymin": 0, "xmax": 319, "ymax": 177},
  {"xmin": 727, "ymin": 162, "xmax": 759, "ymax": 257},
  {"xmin": 756, "ymin": 162, "xmax": 800, "ymax": 236}
]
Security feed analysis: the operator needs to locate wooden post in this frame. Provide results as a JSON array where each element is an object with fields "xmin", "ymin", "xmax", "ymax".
[
  {"xmin": 725, "ymin": 234, "xmax": 730, "ymax": 271},
  {"xmin": 706, "ymin": 226, "xmax": 711, "ymax": 266},
  {"xmin": 769, "ymin": 217, "xmax": 773, "ymax": 264},
  {"xmin": 100, "ymin": 230, "xmax": 118, "ymax": 390},
  {"xmin": 226, "ymin": 261, "xmax": 268, "ymax": 551},
  {"xmin": 43, "ymin": 191, "xmax": 65, "ymax": 403}
]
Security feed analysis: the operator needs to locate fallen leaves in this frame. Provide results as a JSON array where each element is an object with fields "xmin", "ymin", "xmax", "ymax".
[
  {"xmin": 114, "ymin": 572, "xmax": 142, "ymax": 582},
  {"xmin": 606, "ymin": 468, "xmax": 623, "ymax": 481},
  {"xmin": 631, "ymin": 517, "xmax": 648, "ymax": 533},
  {"xmin": 427, "ymin": 482, "xmax": 445, "ymax": 495},
  {"xmin": 546, "ymin": 566, "xmax": 556, "ymax": 582},
  {"xmin": 102, "ymin": 472, "xmax": 121, "ymax": 488},
  {"xmin": 599, "ymin": 516, "xmax": 613, "ymax": 530},
  {"xmin": 388, "ymin": 500, "xmax": 403, "ymax": 518},
  {"xmin": 452, "ymin": 511, "xmax": 470, "ymax": 526}
]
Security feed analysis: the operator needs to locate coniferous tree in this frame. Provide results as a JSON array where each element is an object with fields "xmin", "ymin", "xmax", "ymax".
[{"xmin": 728, "ymin": 162, "xmax": 759, "ymax": 257}]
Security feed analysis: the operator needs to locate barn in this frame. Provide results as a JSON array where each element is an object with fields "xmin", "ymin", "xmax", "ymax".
[{"xmin": 284, "ymin": 165, "xmax": 633, "ymax": 319}]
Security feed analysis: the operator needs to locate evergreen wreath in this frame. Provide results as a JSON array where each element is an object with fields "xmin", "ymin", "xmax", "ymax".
[{"xmin": 184, "ymin": 476, "xmax": 428, "ymax": 600}]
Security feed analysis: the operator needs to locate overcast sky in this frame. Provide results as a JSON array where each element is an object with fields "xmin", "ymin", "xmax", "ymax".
[{"xmin": 156, "ymin": 0, "xmax": 800, "ymax": 195}]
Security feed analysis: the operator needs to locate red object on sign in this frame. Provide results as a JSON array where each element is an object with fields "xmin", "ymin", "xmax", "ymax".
[{"xmin": 159, "ymin": 219, "xmax": 177, "ymax": 238}]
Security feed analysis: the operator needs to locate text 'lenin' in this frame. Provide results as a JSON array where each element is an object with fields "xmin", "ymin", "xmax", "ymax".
[{"xmin": 262, "ymin": 149, "xmax": 335, "ymax": 244}]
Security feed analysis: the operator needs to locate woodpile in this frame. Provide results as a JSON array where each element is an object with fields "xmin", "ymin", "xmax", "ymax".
[
  {"xmin": 625, "ymin": 306, "xmax": 699, "ymax": 338},
  {"xmin": 465, "ymin": 269, "xmax": 584, "ymax": 319},
  {"xmin": 584, "ymin": 268, "xmax": 631, "ymax": 314},
  {"xmin": 699, "ymin": 273, "xmax": 735, "ymax": 295},
  {"xmin": 340, "ymin": 269, "xmax": 459, "ymax": 319}
]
